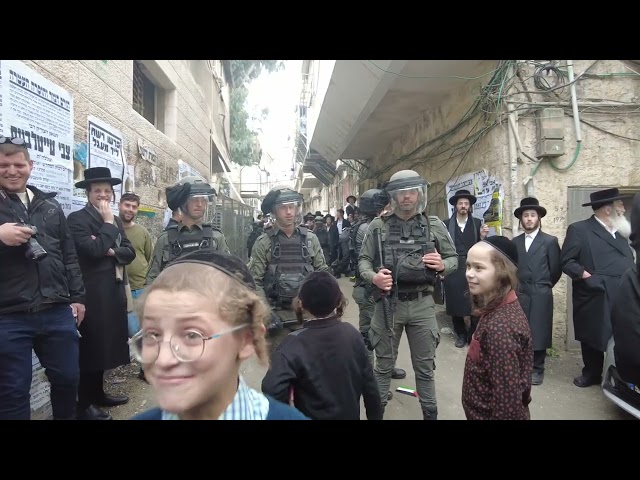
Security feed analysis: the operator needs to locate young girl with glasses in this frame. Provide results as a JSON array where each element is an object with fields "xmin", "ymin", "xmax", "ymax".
[{"xmin": 130, "ymin": 250, "xmax": 308, "ymax": 420}]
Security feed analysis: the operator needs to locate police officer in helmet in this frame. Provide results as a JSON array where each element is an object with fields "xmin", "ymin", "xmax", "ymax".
[
  {"xmin": 145, "ymin": 176, "xmax": 230, "ymax": 285},
  {"xmin": 358, "ymin": 170, "xmax": 458, "ymax": 419},
  {"xmin": 249, "ymin": 185, "xmax": 329, "ymax": 345},
  {"xmin": 351, "ymin": 189, "xmax": 406, "ymax": 381}
]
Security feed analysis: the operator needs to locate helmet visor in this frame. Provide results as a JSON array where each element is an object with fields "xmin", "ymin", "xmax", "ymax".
[
  {"xmin": 183, "ymin": 193, "xmax": 217, "ymax": 223},
  {"xmin": 273, "ymin": 200, "xmax": 303, "ymax": 227},
  {"xmin": 388, "ymin": 184, "xmax": 428, "ymax": 214}
]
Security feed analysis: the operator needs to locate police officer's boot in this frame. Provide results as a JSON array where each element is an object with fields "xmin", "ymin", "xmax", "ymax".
[
  {"xmin": 422, "ymin": 407, "xmax": 438, "ymax": 420},
  {"xmin": 391, "ymin": 368, "xmax": 406, "ymax": 379}
]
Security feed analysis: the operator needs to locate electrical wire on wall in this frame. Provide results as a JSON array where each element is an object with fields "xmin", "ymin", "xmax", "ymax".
[{"xmin": 363, "ymin": 59, "xmax": 639, "ymax": 203}]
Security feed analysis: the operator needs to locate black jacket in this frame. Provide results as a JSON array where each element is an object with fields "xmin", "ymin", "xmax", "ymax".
[
  {"xmin": 261, "ymin": 315, "xmax": 383, "ymax": 420},
  {"xmin": 0, "ymin": 185, "xmax": 85, "ymax": 314}
]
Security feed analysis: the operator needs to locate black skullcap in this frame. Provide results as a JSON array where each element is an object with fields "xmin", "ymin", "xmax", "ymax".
[
  {"xmin": 166, "ymin": 250, "xmax": 256, "ymax": 290},
  {"xmin": 166, "ymin": 183, "xmax": 191, "ymax": 211},
  {"xmin": 298, "ymin": 271, "xmax": 341, "ymax": 317},
  {"xmin": 481, "ymin": 236, "xmax": 518, "ymax": 267}
]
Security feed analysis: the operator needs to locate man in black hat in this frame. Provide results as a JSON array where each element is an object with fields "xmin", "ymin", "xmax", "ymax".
[
  {"xmin": 67, "ymin": 166, "xmax": 136, "ymax": 420},
  {"xmin": 561, "ymin": 188, "xmax": 634, "ymax": 388},
  {"xmin": 0, "ymin": 136, "xmax": 85, "ymax": 420},
  {"xmin": 443, "ymin": 189, "xmax": 489, "ymax": 348},
  {"xmin": 512, "ymin": 197, "xmax": 561, "ymax": 385}
]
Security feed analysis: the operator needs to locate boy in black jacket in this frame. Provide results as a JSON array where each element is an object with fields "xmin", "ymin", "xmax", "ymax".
[{"xmin": 261, "ymin": 271, "xmax": 383, "ymax": 420}]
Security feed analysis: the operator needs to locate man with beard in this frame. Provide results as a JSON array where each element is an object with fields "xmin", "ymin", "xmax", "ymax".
[
  {"xmin": 443, "ymin": 189, "xmax": 488, "ymax": 348},
  {"xmin": 561, "ymin": 188, "xmax": 634, "ymax": 388},
  {"xmin": 118, "ymin": 193, "xmax": 152, "ymax": 337},
  {"xmin": 359, "ymin": 170, "xmax": 458, "ymax": 419},
  {"xmin": 512, "ymin": 198, "xmax": 561, "ymax": 385},
  {"xmin": 68, "ymin": 167, "xmax": 136, "ymax": 420}
]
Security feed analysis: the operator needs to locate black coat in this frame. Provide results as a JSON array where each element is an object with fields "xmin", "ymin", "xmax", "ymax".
[
  {"xmin": 513, "ymin": 230, "xmax": 562, "ymax": 351},
  {"xmin": 0, "ymin": 186, "xmax": 85, "ymax": 314},
  {"xmin": 67, "ymin": 204, "xmax": 135, "ymax": 371},
  {"xmin": 261, "ymin": 315, "xmax": 382, "ymax": 420},
  {"xmin": 611, "ymin": 265, "xmax": 640, "ymax": 386},
  {"xmin": 442, "ymin": 216, "xmax": 482, "ymax": 317},
  {"xmin": 560, "ymin": 216, "xmax": 635, "ymax": 352}
]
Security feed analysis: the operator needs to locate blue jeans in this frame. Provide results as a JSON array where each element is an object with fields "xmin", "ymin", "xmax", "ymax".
[
  {"xmin": 0, "ymin": 304, "xmax": 80, "ymax": 420},
  {"xmin": 127, "ymin": 289, "xmax": 144, "ymax": 337}
]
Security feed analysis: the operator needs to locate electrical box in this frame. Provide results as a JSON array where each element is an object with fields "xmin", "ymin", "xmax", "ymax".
[{"xmin": 537, "ymin": 108, "xmax": 565, "ymax": 157}]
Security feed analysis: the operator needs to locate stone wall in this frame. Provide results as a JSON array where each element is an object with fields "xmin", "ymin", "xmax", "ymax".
[{"xmin": 365, "ymin": 60, "xmax": 640, "ymax": 349}]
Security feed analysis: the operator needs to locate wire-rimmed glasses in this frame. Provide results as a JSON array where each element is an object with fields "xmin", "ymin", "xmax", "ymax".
[{"xmin": 128, "ymin": 324, "xmax": 247, "ymax": 364}]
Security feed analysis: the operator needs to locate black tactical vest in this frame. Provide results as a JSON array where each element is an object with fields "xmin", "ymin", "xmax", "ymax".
[
  {"xmin": 264, "ymin": 226, "xmax": 313, "ymax": 309},
  {"xmin": 382, "ymin": 214, "xmax": 437, "ymax": 292},
  {"xmin": 165, "ymin": 223, "xmax": 218, "ymax": 266}
]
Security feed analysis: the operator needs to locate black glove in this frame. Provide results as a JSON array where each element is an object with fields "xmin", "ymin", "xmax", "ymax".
[
  {"xmin": 261, "ymin": 189, "xmax": 281, "ymax": 215},
  {"xmin": 165, "ymin": 183, "xmax": 191, "ymax": 211},
  {"xmin": 267, "ymin": 311, "xmax": 283, "ymax": 333},
  {"xmin": 362, "ymin": 331, "xmax": 374, "ymax": 351}
]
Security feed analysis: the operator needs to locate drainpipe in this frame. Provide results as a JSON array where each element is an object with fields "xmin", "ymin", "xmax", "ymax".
[
  {"xmin": 566, "ymin": 60, "xmax": 583, "ymax": 143},
  {"xmin": 506, "ymin": 64, "xmax": 519, "ymax": 238}
]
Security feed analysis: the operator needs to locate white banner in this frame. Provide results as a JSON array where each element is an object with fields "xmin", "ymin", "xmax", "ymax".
[
  {"xmin": 446, "ymin": 169, "xmax": 504, "ymax": 235},
  {"xmin": 177, "ymin": 159, "xmax": 206, "ymax": 182},
  {"xmin": 87, "ymin": 115, "xmax": 125, "ymax": 214},
  {"xmin": 0, "ymin": 60, "xmax": 74, "ymax": 214}
]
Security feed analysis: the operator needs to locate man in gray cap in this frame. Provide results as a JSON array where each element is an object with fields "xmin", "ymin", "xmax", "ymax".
[
  {"xmin": 359, "ymin": 170, "xmax": 458, "ymax": 419},
  {"xmin": 249, "ymin": 185, "xmax": 328, "ymax": 347},
  {"xmin": 146, "ymin": 176, "xmax": 229, "ymax": 285}
]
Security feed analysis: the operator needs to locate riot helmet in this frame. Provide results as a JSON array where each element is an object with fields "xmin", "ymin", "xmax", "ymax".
[
  {"xmin": 261, "ymin": 185, "xmax": 304, "ymax": 228},
  {"xmin": 358, "ymin": 188, "xmax": 386, "ymax": 216},
  {"xmin": 385, "ymin": 170, "xmax": 429, "ymax": 214},
  {"xmin": 170, "ymin": 176, "xmax": 217, "ymax": 224}
]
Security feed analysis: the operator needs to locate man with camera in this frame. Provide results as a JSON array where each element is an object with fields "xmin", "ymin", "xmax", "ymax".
[{"xmin": 0, "ymin": 136, "xmax": 85, "ymax": 420}]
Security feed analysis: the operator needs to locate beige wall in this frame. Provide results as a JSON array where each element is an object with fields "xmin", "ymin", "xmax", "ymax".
[
  {"xmin": 365, "ymin": 60, "xmax": 640, "ymax": 350},
  {"xmin": 25, "ymin": 60, "xmax": 229, "ymax": 238}
]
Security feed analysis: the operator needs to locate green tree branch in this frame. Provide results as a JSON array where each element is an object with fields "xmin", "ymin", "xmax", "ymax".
[{"xmin": 229, "ymin": 60, "xmax": 283, "ymax": 166}]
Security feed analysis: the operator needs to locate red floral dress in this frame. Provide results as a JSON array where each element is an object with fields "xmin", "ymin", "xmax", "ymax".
[{"xmin": 462, "ymin": 290, "xmax": 533, "ymax": 420}]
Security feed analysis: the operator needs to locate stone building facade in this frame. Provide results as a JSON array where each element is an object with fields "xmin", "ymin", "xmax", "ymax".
[{"xmin": 24, "ymin": 59, "xmax": 232, "ymax": 239}]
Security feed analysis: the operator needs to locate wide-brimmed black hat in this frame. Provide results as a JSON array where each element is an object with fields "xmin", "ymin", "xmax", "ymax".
[
  {"xmin": 75, "ymin": 167, "xmax": 122, "ymax": 189},
  {"xmin": 582, "ymin": 188, "xmax": 630, "ymax": 207},
  {"xmin": 449, "ymin": 189, "xmax": 477, "ymax": 206},
  {"xmin": 514, "ymin": 197, "xmax": 547, "ymax": 219}
]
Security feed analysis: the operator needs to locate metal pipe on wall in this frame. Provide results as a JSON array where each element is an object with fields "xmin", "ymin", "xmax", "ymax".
[
  {"xmin": 566, "ymin": 60, "xmax": 583, "ymax": 143},
  {"xmin": 506, "ymin": 64, "xmax": 520, "ymax": 238}
]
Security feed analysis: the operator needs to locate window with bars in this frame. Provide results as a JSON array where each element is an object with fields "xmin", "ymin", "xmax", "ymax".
[{"xmin": 132, "ymin": 60, "xmax": 157, "ymax": 126}]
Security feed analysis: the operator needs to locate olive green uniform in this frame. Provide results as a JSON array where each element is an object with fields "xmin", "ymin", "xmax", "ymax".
[
  {"xmin": 358, "ymin": 213, "xmax": 458, "ymax": 414},
  {"xmin": 249, "ymin": 225, "xmax": 329, "ymax": 351},
  {"xmin": 145, "ymin": 223, "xmax": 230, "ymax": 285}
]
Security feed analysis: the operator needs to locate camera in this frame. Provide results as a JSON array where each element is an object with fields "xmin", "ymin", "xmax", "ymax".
[{"xmin": 21, "ymin": 224, "xmax": 47, "ymax": 261}]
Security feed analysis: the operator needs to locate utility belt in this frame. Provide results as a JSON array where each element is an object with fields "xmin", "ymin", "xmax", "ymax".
[{"xmin": 374, "ymin": 289, "xmax": 430, "ymax": 303}]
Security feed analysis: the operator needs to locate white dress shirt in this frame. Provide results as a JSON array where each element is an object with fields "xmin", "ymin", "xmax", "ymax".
[{"xmin": 525, "ymin": 228, "xmax": 540, "ymax": 252}]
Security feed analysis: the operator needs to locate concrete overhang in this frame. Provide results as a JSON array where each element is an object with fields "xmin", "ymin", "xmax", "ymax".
[
  {"xmin": 302, "ymin": 151, "xmax": 337, "ymax": 186},
  {"xmin": 309, "ymin": 60, "xmax": 496, "ymax": 163},
  {"xmin": 300, "ymin": 173, "xmax": 323, "ymax": 190}
]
